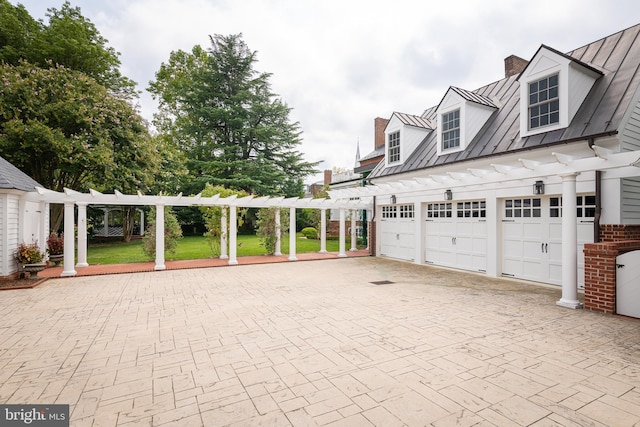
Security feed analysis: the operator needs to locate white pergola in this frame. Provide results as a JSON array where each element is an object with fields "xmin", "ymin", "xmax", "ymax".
[{"xmin": 24, "ymin": 189, "xmax": 372, "ymax": 277}]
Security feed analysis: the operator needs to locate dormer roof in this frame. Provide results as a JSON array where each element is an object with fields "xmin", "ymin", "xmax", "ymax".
[{"xmin": 391, "ymin": 112, "xmax": 433, "ymax": 129}]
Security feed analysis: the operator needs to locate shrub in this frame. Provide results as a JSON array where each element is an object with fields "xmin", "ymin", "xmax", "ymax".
[
  {"xmin": 47, "ymin": 232, "xmax": 64, "ymax": 255},
  {"xmin": 301, "ymin": 227, "xmax": 318, "ymax": 239},
  {"xmin": 256, "ymin": 207, "xmax": 289, "ymax": 255},
  {"xmin": 142, "ymin": 206, "xmax": 183, "ymax": 259},
  {"xmin": 15, "ymin": 242, "xmax": 44, "ymax": 264}
]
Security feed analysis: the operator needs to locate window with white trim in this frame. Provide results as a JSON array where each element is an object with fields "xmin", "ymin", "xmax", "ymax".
[
  {"xmin": 457, "ymin": 201, "xmax": 486, "ymax": 218},
  {"xmin": 427, "ymin": 203, "xmax": 452, "ymax": 218},
  {"xmin": 382, "ymin": 205, "xmax": 397, "ymax": 219},
  {"xmin": 577, "ymin": 195, "xmax": 596, "ymax": 218},
  {"xmin": 441, "ymin": 109, "xmax": 460, "ymax": 150},
  {"xmin": 505, "ymin": 198, "xmax": 541, "ymax": 218},
  {"xmin": 529, "ymin": 74, "xmax": 559, "ymax": 130},
  {"xmin": 388, "ymin": 131, "xmax": 400, "ymax": 163},
  {"xmin": 399, "ymin": 204, "xmax": 415, "ymax": 218}
]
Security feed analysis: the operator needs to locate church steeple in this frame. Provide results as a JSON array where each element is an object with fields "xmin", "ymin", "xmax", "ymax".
[{"xmin": 354, "ymin": 140, "xmax": 361, "ymax": 168}]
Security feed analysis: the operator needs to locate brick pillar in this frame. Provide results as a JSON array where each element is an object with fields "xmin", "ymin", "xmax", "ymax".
[{"xmin": 583, "ymin": 240, "xmax": 640, "ymax": 314}]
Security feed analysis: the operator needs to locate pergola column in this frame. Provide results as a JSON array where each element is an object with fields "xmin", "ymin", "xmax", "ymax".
[
  {"xmin": 61, "ymin": 202, "xmax": 76, "ymax": 276},
  {"xmin": 320, "ymin": 208, "xmax": 327, "ymax": 253},
  {"xmin": 138, "ymin": 209, "xmax": 145, "ymax": 236},
  {"xmin": 557, "ymin": 173, "xmax": 582, "ymax": 309},
  {"xmin": 350, "ymin": 209, "xmax": 357, "ymax": 251},
  {"xmin": 228, "ymin": 205, "xmax": 238, "ymax": 265},
  {"xmin": 76, "ymin": 202, "xmax": 89, "ymax": 267},
  {"xmin": 338, "ymin": 208, "xmax": 347, "ymax": 257},
  {"xmin": 275, "ymin": 209, "xmax": 282, "ymax": 256},
  {"xmin": 220, "ymin": 207, "xmax": 228, "ymax": 259},
  {"xmin": 103, "ymin": 210, "xmax": 109, "ymax": 237},
  {"xmin": 154, "ymin": 204, "xmax": 166, "ymax": 271},
  {"xmin": 288, "ymin": 207, "xmax": 297, "ymax": 261}
]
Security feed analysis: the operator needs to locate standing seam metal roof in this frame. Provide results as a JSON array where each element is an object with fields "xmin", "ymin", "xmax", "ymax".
[{"xmin": 369, "ymin": 23, "xmax": 640, "ymax": 180}]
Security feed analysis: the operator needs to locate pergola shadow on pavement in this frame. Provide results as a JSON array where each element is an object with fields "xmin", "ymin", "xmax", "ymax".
[{"xmin": 1, "ymin": 257, "xmax": 640, "ymax": 426}]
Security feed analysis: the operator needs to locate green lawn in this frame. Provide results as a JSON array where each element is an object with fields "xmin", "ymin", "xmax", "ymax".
[{"xmin": 87, "ymin": 234, "xmax": 344, "ymax": 265}]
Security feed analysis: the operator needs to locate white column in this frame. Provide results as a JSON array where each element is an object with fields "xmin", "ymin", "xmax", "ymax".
[
  {"xmin": 350, "ymin": 209, "xmax": 357, "ymax": 251},
  {"xmin": 103, "ymin": 210, "xmax": 109, "ymax": 236},
  {"xmin": 154, "ymin": 204, "xmax": 166, "ymax": 271},
  {"xmin": 76, "ymin": 202, "xmax": 88, "ymax": 267},
  {"xmin": 274, "ymin": 209, "xmax": 282, "ymax": 256},
  {"xmin": 289, "ymin": 207, "xmax": 297, "ymax": 261},
  {"xmin": 61, "ymin": 202, "xmax": 76, "ymax": 276},
  {"xmin": 220, "ymin": 207, "xmax": 228, "ymax": 259},
  {"xmin": 338, "ymin": 208, "xmax": 347, "ymax": 257},
  {"xmin": 320, "ymin": 208, "xmax": 327, "ymax": 253},
  {"xmin": 228, "ymin": 205, "xmax": 238, "ymax": 265},
  {"xmin": 414, "ymin": 204, "xmax": 423, "ymax": 264},
  {"xmin": 139, "ymin": 209, "xmax": 145, "ymax": 236},
  {"xmin": 557, "ymin": 173, "xmax": 582, "ymax": 309},
  {"xmin": 39, "ymin": 201, "xmax": 48, "ymax": 253}
]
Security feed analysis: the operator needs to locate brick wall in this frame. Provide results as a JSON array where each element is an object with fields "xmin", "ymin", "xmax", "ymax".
[
  {"xmin": 583, "ymin": 240, "xmax": 640, "ymax": 314},
  {"xmin": 600, "ymin": 224, "xmax": 640, "ymax": 242}
]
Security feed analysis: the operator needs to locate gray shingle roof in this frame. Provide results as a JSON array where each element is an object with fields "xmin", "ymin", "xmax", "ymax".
[
  {"xmin": 0, "ymin": 156, "xmax": 42, "ymax": 192},
  {"xmin": 370, "ymin": 23, "xmax": 640, "ymax": 179}
]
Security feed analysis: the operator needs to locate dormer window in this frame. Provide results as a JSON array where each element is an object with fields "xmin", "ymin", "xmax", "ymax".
[
  {"xmin": 528, "ymin": 74, "xmax": 559, "ymax": 129},
  {"xmin": 442, "ymin": 110, "xmax": 460, "ymax": 150},
  {"xmin": 388, "ymin": 131, "xmax": 400, "ymax": 163}
]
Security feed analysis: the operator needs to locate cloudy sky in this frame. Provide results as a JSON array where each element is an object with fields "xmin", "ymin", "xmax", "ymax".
[{"xmin": 13, "ymin": 0, "xmax": 640, "ymax": 185}]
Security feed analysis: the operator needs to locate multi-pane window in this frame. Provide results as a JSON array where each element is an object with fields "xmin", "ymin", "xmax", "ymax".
[
  {"xmin": 442, "ymin": 110, "xmax": 460, "ymax": 150},
  {"xmin": 529, "ymin": 74, "xmax": 559, "ymax": 129},
  {"xmin": 388, "ymin": 131, "xmax": 400, "ymax": 163},
  {"xmin": 427, "ymin": 203, "xmax": 452, "ymax": 218},
  {"xmin": 505, "ymin": 198, "xmax": 542, "ymax": 218},
  {"xmin": 382, "ymin": 206, "xmax": 397, "ymax": 219},
  {"xmin": 399, "ymin": 204, "xmax": 415, "ymax": 219},
  {"xmin": 550, "ymin": 197, "xmax": 562, "ymax": 218},
  {"xmin": 577, "ymin": 195, "xmax": 596, "ymax": 218},
  {"xmin": 457, "ymin": 201, "xmax": 486, "ymax": 218}
]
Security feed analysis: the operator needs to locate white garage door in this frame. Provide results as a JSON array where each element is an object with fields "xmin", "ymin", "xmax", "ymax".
[
  {"xmin": 380, "ymin": 204, "xmax": 415, "ymax": 261},
  {"xmin": 425, "ymin": 201, "xmax": 487, "ymax": 273},
  {"xmin": 501, "ymin": 195, "xmax": 594, "ymax": 287}
]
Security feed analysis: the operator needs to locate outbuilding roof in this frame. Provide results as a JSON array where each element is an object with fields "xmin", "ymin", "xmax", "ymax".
[
  {"xmin": 0, "ymin": 156, "xmax": 42, "ymax": 192},
  {"xmin": 370, "ymin": 23, "xmax": 640, "ymax": 179}
]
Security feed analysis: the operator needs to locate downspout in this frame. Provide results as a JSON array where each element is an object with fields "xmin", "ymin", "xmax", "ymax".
[
  {"xmin": 588, "ymin": 138, "xmax": 602, "ymax": 242},
  {"xmin": 370, "ymin": 195, "xmax": 376, "ymax": 256}
]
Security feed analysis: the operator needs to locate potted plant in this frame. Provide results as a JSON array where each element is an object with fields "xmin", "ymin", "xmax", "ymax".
[
  {"xmin": 15, "ymin": 242, "xmax": 46, "ymax": 278},
  {"xmin": 47, "ymin": 232, "xmax": 64, "ymax": 266}
]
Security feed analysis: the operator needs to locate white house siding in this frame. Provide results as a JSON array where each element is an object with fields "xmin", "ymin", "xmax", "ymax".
[
  {"xmin": 622, "ymin": 177, "xmax": 640, "ymax": 222},
  {"xmin": 386, "ymin": 116, "xmax": 430, "ymax": 166},
  {"xmin": 1, "ymin": 194, "xmax": 20, "ymax": 277},
  {"xmin": 621, "ymin": 109, "xmax": 640, "ymax": 151}
]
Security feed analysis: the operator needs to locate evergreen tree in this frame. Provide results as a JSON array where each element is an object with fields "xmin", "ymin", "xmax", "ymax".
[{"xmin": 149, "ymin": 34, "xmax": 318, "ymax": 197}]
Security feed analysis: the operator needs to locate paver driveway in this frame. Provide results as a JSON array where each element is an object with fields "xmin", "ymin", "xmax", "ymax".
[{"xmin": 1, "ymin": 257, "xmax": 640, "ymax": 426}]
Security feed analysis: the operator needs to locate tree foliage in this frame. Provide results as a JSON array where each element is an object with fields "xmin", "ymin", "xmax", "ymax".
[
  {"xmin": 256, "ymin": 207, "xmax": 289, "ymax": 255},
  {"xmin": 142, "ymin": 206, "xmax": 183, "ymax": 259},
  {"xmin": 198, "ymin": 184, "xmax": 248, "ymax": 257},
  {"xmin": 0, "ymin": 0, "xmax": 136, "ymax": 97},
  {"xmin": 0, "ymin": 62, "xmax": 159, "ymax": 231},
  {"xmin": 149, "ymin": 34, "xmax": 318, "ymax": 197}
]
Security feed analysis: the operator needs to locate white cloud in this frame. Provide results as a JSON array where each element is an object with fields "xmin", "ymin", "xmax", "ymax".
[{"xmin": 14, "ymin": 0, "xmax": 640, "ymax": 185}]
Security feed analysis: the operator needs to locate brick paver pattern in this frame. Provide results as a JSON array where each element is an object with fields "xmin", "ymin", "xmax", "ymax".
[{"xmin": 1, "ymin": 257, "xmax": 639, "ymax": 426}]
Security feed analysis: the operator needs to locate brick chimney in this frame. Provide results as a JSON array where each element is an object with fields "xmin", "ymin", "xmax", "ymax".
[
  {"xmin": 323, "ymin": 169, "xmax": 332, "ymax": 185},
  {"xmin": 504, "ymin": 55, "xmax": 529, "ymax": 78},
  {"xmin": 374, "ymin": 117, "xmax": 389, "ymax": 149}
]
